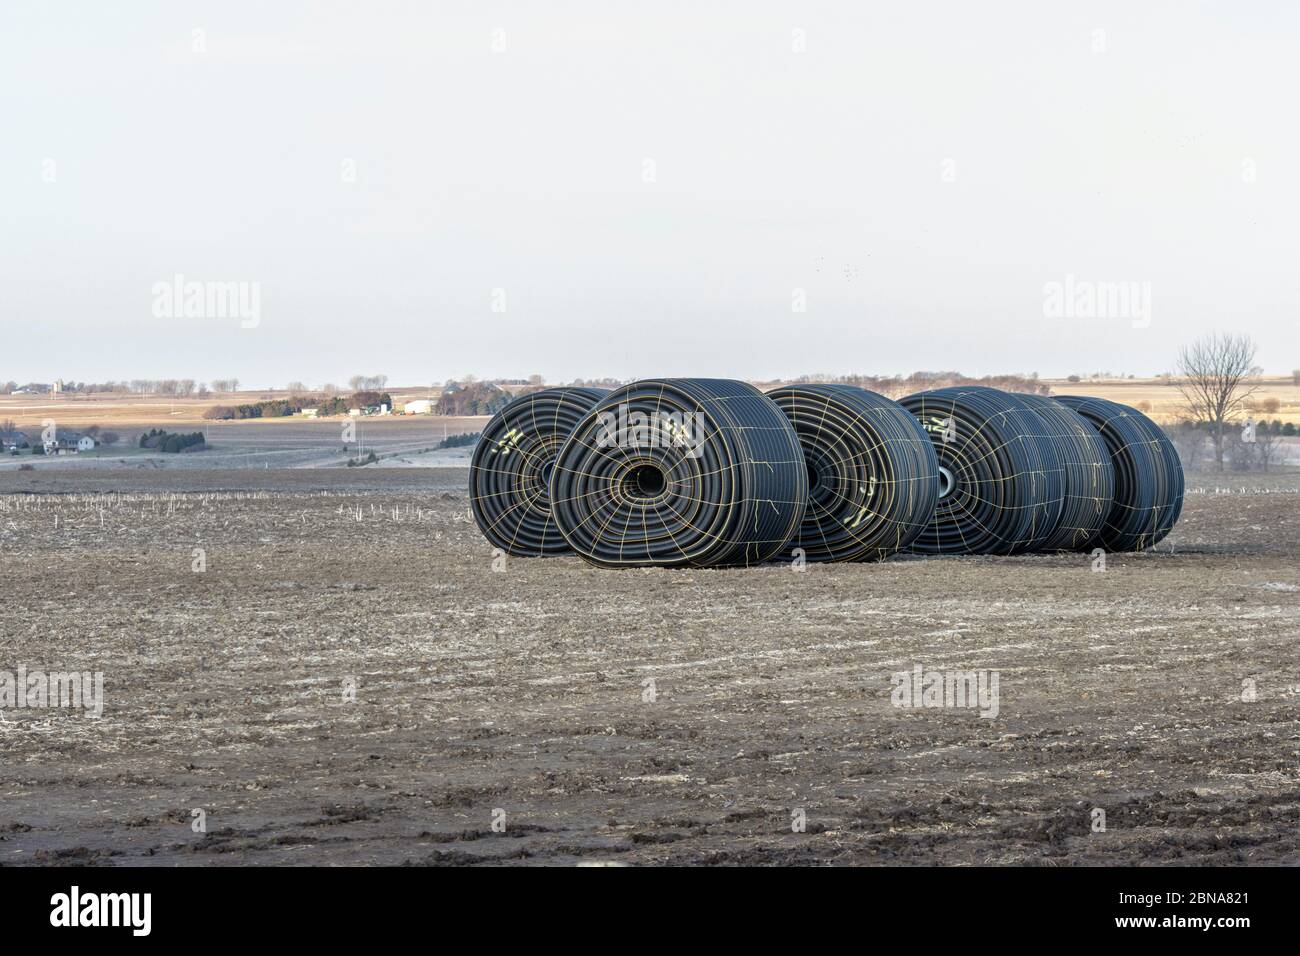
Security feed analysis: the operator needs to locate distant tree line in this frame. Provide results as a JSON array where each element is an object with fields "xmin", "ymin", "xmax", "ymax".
[
  {"xmin": 317, "ymin": 390, "xmax": 392, "ymax": 415},
  {"xmin": 203, "ymin": 390, "xmax": 393, "ymax": 420},
  {"xmin": 775, "ymin": 371, "xmax": 1051, "ymax": 399},
  {"xmin": 564, "ymin": 377, "xmax": 626, "ymax": 388},
  {"xmin": 0, "ymin": 380, "xmax": 220, "ymax": 396},
  {"xmin": 435, "ymin": 381, "xmax": 518, "ymax": 415},
  {"xmin": 205, "ymin": 398, "xmax": 303, "ymax": 420},
  {"xmin": 65, "ymin": 380, "xmax": 207, "ymax": 396},
  {"xmin": 139, "ymin": 429, "xmax": 206, "ymax": 453},
  {"xmin": 0, "ymin": 376, "xmax": 396, "ymax": 396}
]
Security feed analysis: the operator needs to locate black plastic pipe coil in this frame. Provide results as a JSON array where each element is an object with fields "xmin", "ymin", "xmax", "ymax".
[
  {"xmin": 1053, "ymin": 395, "xmax": 1184, "ymax": 551},
  {"xmin": 469, "ymin": 386, "xmax": 610, "ymax": 556},
  {"xmin": 899, "ymin": 386, "xmax": 1065, "ymax": 555},
  {"xmin": 470, "ymin": 382, "xmax": 1183, "ymax": 563},
  {"xmin": 1013, "ymin": 392, "xmax": 1116, "ymax": 551},
  {"xmin": 549, "ymin": 378, "xmax": 806, "ymax": 568},
  {"xmin": 765, "ymin": 383, "xmax": 939, "ymax": 561}
]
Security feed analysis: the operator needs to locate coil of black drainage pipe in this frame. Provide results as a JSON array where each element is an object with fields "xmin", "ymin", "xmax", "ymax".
[
  {"xmin": 1052, "ymin": 396, "xmax": 1184, "ymax": 552},
  {"xmin": 549, "ymin": 378, "xmax": 807, "ymax": 568},
  {"xmin": 764, "ymin": 383, "xmax": 939, "ymax": 562},
  {"xmin": 898, "ymin": 386, "xmax": 1065, "ymax": 555},
  {"xmin": 469, "ymin": 386, "xmax": 610, "ymax": 556},
  {"xmin": 1012, "ymin": 392, "xmax": 1115, "ymax": 552}
]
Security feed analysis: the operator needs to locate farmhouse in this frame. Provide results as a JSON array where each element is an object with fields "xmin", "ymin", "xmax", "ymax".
[
  {"xmin": 2, "ymin": 429, "xmax": 31, "ymax": 451},
  {"xmin": 43, "ymin": 432, "xmax": 92, "ymax": 455}
]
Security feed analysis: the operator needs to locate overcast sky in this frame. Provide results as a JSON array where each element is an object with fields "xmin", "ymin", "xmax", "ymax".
[{"xmin": 2, "ymin": 1, "xmax": 1296, "ymax": 388}]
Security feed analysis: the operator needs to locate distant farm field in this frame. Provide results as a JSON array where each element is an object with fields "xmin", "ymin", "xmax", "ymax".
[
  {"xmin": 0, "ymin": 387, "xmax": 446, "ymax": 428},
  {"xmin": 1040, "ymin": 377, "xmax": 1300, "ymax": 425},
  {"xmin": 0, "ymin": 416, "xmax": 489, "ymax": 471},
  {"xmin": 2, "ymin": 377, "xmax": 1296, "ymax": 436}
]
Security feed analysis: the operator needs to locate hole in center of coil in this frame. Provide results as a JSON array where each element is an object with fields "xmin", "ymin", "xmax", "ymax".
[
  {"xmin": 806, "ymin": 462, "xmax": 822, "ymax": 492},
  {"xmin": 624, "ymin": 464, "xmax": 667, "ymax": 500},
  {"xmin": 937, "ymin": 465, "xmax": 956, "ymax": 500}
]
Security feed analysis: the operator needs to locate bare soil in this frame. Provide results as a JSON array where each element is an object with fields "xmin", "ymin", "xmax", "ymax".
[{"xmin": 1, "ymin": 468, "xmax": 1297, "ymax": 866}]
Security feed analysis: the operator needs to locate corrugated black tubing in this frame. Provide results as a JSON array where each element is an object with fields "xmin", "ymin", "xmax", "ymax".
[
  {"xmin": 1013, "ymin": 393, "xmax": 1116, "ymax": 551},
  {"xmin": 899, "ymin": 386, "xmax": 1065, "ymax": 554},
  {"xmin": 470, "ymin": 387, "xmax": 610, "ymax": 556},
  {"xmin": 765, "ymin": 383, "xmax": 939, "ymax": 562},
  {"xmin": 1053, "ymin": 396, "xmax": 1184, "ymax": 551},
  {"xmin": 550, "ymin": 378, "xmax": 806, "ymax": 568}
]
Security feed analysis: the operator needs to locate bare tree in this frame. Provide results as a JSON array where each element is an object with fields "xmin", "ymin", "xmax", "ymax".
[
  {"xmin": 287, "ymin": 381, "xmax": 307, "ymax": 395},
  {"xmin": 347, "ymin": 374, "xmax": 388, "ymax": 391},
  {"xmin": 1174, "ymin": 333, "xmax": 1262, "ymax": 472}
]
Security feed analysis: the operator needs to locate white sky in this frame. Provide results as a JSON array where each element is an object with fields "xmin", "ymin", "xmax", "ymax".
[{"xmin": 2, "ymin": 1, "xmax": 1296, "ymax": 387}]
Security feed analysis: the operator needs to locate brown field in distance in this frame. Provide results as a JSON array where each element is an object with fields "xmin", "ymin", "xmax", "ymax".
[
  {"xmin": 2, "ymin": 377, "xmax": 1297, "ymax": 430},
  {"xmin": 1040, "ymin": 376, "xmax": 1300, "ymax": 425},
  {"xmin": 0, "ymin": 386, "xmax": 445, "ymax": 428}
]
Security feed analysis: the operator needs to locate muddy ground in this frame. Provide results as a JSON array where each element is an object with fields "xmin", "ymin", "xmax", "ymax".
[{"xmin": 1, "ymin": 469, "xmax": 1298, "ymax": 866}]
